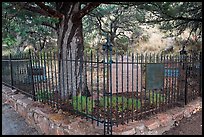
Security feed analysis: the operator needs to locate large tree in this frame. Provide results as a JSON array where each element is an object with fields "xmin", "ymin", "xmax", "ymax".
[
  {"xmin": 83, "ymin": 4, "xmax": 144, "ymax": 47},
  {"xmin": 3, "ymin": 2, "xmax": 101, "ymax": 98}
]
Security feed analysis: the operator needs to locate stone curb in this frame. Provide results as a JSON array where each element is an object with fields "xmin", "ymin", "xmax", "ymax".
[{"xmin": 2, "ymin": 85, "xmax": 202, "ymax": 135}]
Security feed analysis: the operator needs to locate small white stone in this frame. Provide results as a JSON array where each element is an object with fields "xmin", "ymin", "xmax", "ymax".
[{"xmin": 58, "ymin": 109, "xmax": 63, "ymax": 114}]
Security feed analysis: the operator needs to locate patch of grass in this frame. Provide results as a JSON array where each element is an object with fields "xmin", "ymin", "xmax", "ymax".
[
  {"xmin": 72, "ymin": 95, "xmax": 94, "ymax": 114},
  {"xmin": 99, "ymin": 96, "xmax": 141, "ymax": 112}
]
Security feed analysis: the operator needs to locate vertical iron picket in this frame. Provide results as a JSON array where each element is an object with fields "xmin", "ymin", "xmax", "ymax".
[
  {"xmin": 50, "ymin": 51, "xmax": 55, "ymax": 107},
  {"xmin": 85, "ymin": 50, "xmax": 88, "ymax": 120},
  {"xmin": 169, "ymin": 54, "xmax": 172, "ymax": 107},
  {"xmin": 109, "ymin": 43, "xmax": 113, "ymax": 134},
  {"xmin": 115, "ymin": 50, "xmax": 119, "ymax": 126},
  {"xmin": 29, "ymin": 50, "xmax": 36, "ymax": 100},
  {"xmin": 65, "ymin": 50, "xmax": 69, "ymax": 106},
  {"xmin": 131, "ymin": 53, "xmax": 134, "ymax": 122},
  {"xmin": 140, "ymin": 53, "xmax": 143, "ymax": 119},
  {"xmin": 44, "ymin": 52, "xmax": 49, "ymax": 104},
  {"xmin": 121, "ymin": 54, "xmax": 124, "ymax": 123},
  {"xmin": 199, "ymin": 52, "xmax": 202, "ymax": 97},
  {"xmin": 184, "ymin": 54, "xmax": 188, "ymax": 105},
  {"xmin": 148, "ymin": 53, "xmax": 151, "ymax": 115},
  {"xmin": 53, "ymin": 52, "xmax": 59, "ymax": 108},
  {"xmin": 136, "ymin": 53, "xmax": 139, "ymax": 120},
  {"xmin": 70, "ymin": 52, "xmax": 74, "ymax": 109},
  {"xmin": 126, "ymin": 52, "xmax": 129, "ymax": 124},
  {"xmin": 103, "ymin": 48, "xmax": 106, "ymax": 126},
  {"xmin": 9, "ymin": 53, "xmax": 14, "ymax": 89},
  {"xmin": 96, "ymin": 50, "xmax": 99, "ymax": 126},
  {"xmin": 45, "ymin": 51, "xmax": 49, "ymax": 104},
  {"xmin": 40, "ymin": 51, "xmax": 46, "ymax": 104},
  {"xmin": 90, "ymin": 50, "xmax": 93, "ymax": 124},
  {"xmin": 144, "ymin": 53, "xmax": 147, "ymax": 117}
]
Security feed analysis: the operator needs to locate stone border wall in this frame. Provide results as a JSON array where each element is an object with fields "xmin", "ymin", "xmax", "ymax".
[{"xmin": 2, "ymin": 85, "xmax": 202, "ymax": 135}]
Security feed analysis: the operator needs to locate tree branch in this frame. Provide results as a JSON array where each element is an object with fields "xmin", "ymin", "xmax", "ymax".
[
  {"xmin": 35, "ymin": 2, "xmax": 64, "ymax": 19},
  {"xmin": 140, "ymin": 18, "xmax": 173, "ymax": 23},
  {"xmin": 41, "ymin": 22, "xmax": 57, "ymax": 30},
  {"xmin": 173, "ymin": 16, "xmax": 202, "ymax": 22},
  {"xmin": 102, "ymin": 2, "xmax": 147, "ymax": 6},
  {"xmin": 22, "ymin": 3, "xmax": 53, "ymax": 17},
  {"xmin": 73, "ymin": 2, "xmax": 101, "ymax": 21}
]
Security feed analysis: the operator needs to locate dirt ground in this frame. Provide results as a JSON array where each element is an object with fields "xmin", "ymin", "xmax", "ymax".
[{"xmin": 162, "ymin": 109, "xmax": 202, "ymax": 135}]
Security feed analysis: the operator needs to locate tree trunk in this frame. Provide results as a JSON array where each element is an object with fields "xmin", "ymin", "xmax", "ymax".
[{"xmin": 57, "ymin": 3, "xmax": 88, "ymax": 99}]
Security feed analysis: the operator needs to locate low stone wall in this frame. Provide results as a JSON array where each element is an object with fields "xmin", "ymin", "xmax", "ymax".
[{"xmin": 2, "ymin": 85, "xmax": 202, "ymax": 135}]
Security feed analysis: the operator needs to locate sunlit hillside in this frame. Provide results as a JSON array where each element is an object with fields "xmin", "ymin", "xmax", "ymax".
[{"xmin": 130, "ymin": 25, "xmax": 202, "ymax": 55}]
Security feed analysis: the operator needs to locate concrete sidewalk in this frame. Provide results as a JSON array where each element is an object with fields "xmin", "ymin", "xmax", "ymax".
[{"xmin": 2, "ymin": 96, "xmax": 42, "ymax": 135}]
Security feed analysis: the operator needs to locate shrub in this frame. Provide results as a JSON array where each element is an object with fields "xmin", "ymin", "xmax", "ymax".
[
  {"xmin": 99, "ymin": 96, "xmax": 141, "ymax": 112},
  {"xmin": 36, "ymin": 90, "xmax": 53, "ymax": 102},
  {"xmin": 72, "ymin": 95, "xmax": 94, "ymax": 114},
  {"xmin": 149, "ymin": 91, "xmax": 165, "ymax": 105}
]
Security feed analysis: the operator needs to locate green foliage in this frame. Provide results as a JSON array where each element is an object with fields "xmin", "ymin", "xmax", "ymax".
[
  {"xmin": 36, "ymin": 90, "xmax": 54, "ymax": 102},
  {"xmin": 3, "ymin": 37, "xmax": 17, "ymax": 47},
  {"xmin": 137, "ymin": 2, "xmax": 202, "ymax": 38},
  {"xmin": 116, "ymin": 36, "xmax": 129, "ymax": 45},
  {"xmin": 2, "ymin": 2, "xmax": 57, "ymax": 51},
  {"xmin": 99, "ymin": 96, "xmax": 141, "ymax": 112},
  {"xmin": 72, "ymin": 96, "xmax": 94, "ymax": 114},
  {"xmin": 148, "ymin": 91, "xmax": 165, "ymax": 105}
]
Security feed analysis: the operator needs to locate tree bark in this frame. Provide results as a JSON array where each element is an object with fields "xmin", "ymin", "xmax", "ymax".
[{"xmin": 57, "ymin": 3, "xmax": 87, "ymax": 99}]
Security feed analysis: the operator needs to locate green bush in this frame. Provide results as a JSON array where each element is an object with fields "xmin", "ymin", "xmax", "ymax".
[
  {"xmin": 36, "ymin": 90, "xmax": 53, "ymax": 102},
  {"xmin": 72, "ymin": 95, "xmax": 94, "ymax": 114},
  {"xmin": 149, "ymin": 91, "xmax": 165, "ymax": 105},
  {"xmin": 99, "ymin": 96, "xmax": 141, "ymax": 112}
]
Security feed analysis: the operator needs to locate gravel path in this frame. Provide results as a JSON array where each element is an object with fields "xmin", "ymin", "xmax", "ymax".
[{"xmin": 2, "ymin": 97, "xmax": 42, "ymax": 135}]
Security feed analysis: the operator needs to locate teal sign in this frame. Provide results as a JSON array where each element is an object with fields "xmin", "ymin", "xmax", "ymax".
[
  {"xmin": 164, "ymin": 68, "xmax": 179, "ymax": 77},
  {"xmin": 146, "ymin": 64, "xmax": 164, "ymax": 90}
]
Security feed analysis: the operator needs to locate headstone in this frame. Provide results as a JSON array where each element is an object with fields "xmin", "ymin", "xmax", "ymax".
[
  {"xmin": 110, "ymin": 56, "xmax": 142, "ymax": 94},
  {"xmin": 146, "ymin": 64, "xmax": 164, "ymax": 90}
]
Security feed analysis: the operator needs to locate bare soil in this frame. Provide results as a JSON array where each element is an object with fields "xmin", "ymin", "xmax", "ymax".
[{"xmin": 162, "ymin": 109, "xmax": 202, "ymax": 135}]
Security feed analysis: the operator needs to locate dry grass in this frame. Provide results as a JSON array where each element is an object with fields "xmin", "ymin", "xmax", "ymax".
[{"xmin": 130, "ymin": 25, "xmax": 201, "ymax": 54}]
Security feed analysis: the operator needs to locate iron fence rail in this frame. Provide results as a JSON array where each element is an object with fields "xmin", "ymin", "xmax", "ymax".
[{"xmin": 2, "ymin": 50, "xmax": 202, "ymax": 135}]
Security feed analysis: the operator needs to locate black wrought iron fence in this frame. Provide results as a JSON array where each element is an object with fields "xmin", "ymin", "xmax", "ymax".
[{"xmin": 2, "ymin": 50, "xmax": 202, "ymax": 135}]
